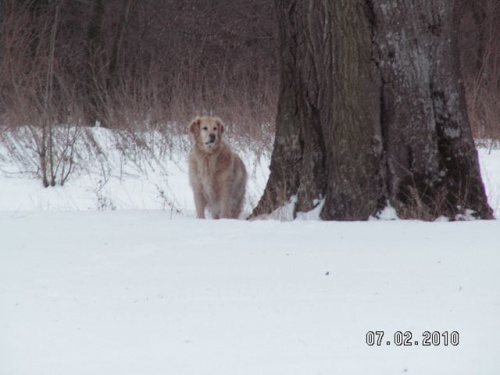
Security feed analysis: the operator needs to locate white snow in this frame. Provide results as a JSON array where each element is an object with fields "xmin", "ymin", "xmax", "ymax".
[
  {"xmin": 0, "ymin": 127, "xmax": 270, "ymax": 213},
  {"xmin": 1, "ymin": 128, "xmax": 500, "ymax": 375}
]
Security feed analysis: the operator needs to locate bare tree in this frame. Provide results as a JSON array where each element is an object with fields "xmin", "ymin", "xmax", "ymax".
[
  {"xmin": 85, "ymin": 0, "xmax": 105, "ymax": 126},
  {"xmin": 251, "ymin": 0, "xmax": 493, "ymax": 221},
  {"xmin": 108, "ymin": 0, "xmax": 132, "ymax": 91},
  {"xmin": 40, "ymin": 1, "xmax": 60, "ymax": 187}
]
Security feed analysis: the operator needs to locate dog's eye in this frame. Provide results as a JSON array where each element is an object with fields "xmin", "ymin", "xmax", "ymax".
[
  {"xmin": 203, "ymin": 126, "xmax": 208, "ymax": 130},
  {"xmin": 213, "ymin": 127, "xmax": 217, "ymax": 130}
]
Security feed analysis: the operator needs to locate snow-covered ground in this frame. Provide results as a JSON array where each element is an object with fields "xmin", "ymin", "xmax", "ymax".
[
  {"xmin": 1, "ymin": 128, "xmax": 499, "ymax": 374},
  {"xmin": 0, "ymin": 127, "xmax": 269, "ymax": 214}
]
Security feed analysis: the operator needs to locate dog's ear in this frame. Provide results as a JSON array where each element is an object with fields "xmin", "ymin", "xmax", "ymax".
[
  {"xmin": 216, "ymin": 119, "xmax": 225, "ymax": 134},
  {"xmin": 189, "ymin": 117, "xmax": 201, "ymax": 134}
]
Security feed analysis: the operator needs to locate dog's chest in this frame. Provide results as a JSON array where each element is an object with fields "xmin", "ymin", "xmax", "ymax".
[
  {"xmin": 198, "ymin": 155, "xmax": 217, "ymax": 177},
  {"xmin": 197, "ymin": 156, "xmax": 219, "ymax": 199}
]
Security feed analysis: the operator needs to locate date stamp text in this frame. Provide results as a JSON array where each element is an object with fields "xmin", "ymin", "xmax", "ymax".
[{"xmin": 366, "ymin": 331, "xmax": 460, "ymax": 347}]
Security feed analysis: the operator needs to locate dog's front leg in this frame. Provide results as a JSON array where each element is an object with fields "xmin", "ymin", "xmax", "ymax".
[
  {"xmin": 219, "ymin": 186, "xmax": 233, "ymax": 219},
  {"xmin": 193, "ymin": 188, "xmax": 207, "ymax": 219}
]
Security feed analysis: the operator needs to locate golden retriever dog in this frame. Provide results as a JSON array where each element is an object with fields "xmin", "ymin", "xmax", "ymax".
[{"xmin": 188, "ymin": 116, "xmax": 247, "ymax": 219}]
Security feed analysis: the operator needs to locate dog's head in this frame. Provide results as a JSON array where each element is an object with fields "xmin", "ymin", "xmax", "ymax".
[{"xmin": 189, "ymin": 116, "xmax": 225, "ymax": 153}]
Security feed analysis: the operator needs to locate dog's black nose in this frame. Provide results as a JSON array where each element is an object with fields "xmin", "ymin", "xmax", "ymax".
[{"xmin": 209, "ymin": 134, "xmax": 216, "ymax": 142}]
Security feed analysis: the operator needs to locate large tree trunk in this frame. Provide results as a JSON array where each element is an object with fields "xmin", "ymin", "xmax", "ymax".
[{"xmin": 251, "ymin": 0, "xmax": 493, "ymax": 220}]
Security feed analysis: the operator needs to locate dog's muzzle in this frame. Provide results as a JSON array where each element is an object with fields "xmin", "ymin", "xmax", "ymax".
[{"xmin": 206, "ymin": 134, "xmax": 216, "ymax": 145}]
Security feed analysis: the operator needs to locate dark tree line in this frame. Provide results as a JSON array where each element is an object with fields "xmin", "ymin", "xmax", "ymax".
[
  {"xmin": 1, "ymin": 0, "xmax": 498, "ymax": 136},
  {"xmin": 0, "ymin": 0, "xmax": 277, "ymax": 132},
  {"xmin": 0, "ymin": 0, "xmax": 499, "ymax": 137}
]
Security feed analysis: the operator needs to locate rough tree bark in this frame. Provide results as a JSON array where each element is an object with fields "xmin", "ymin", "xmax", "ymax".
[{"xmin": 251, "ymin": 0, "xmax": 493, "ymax": 220}]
